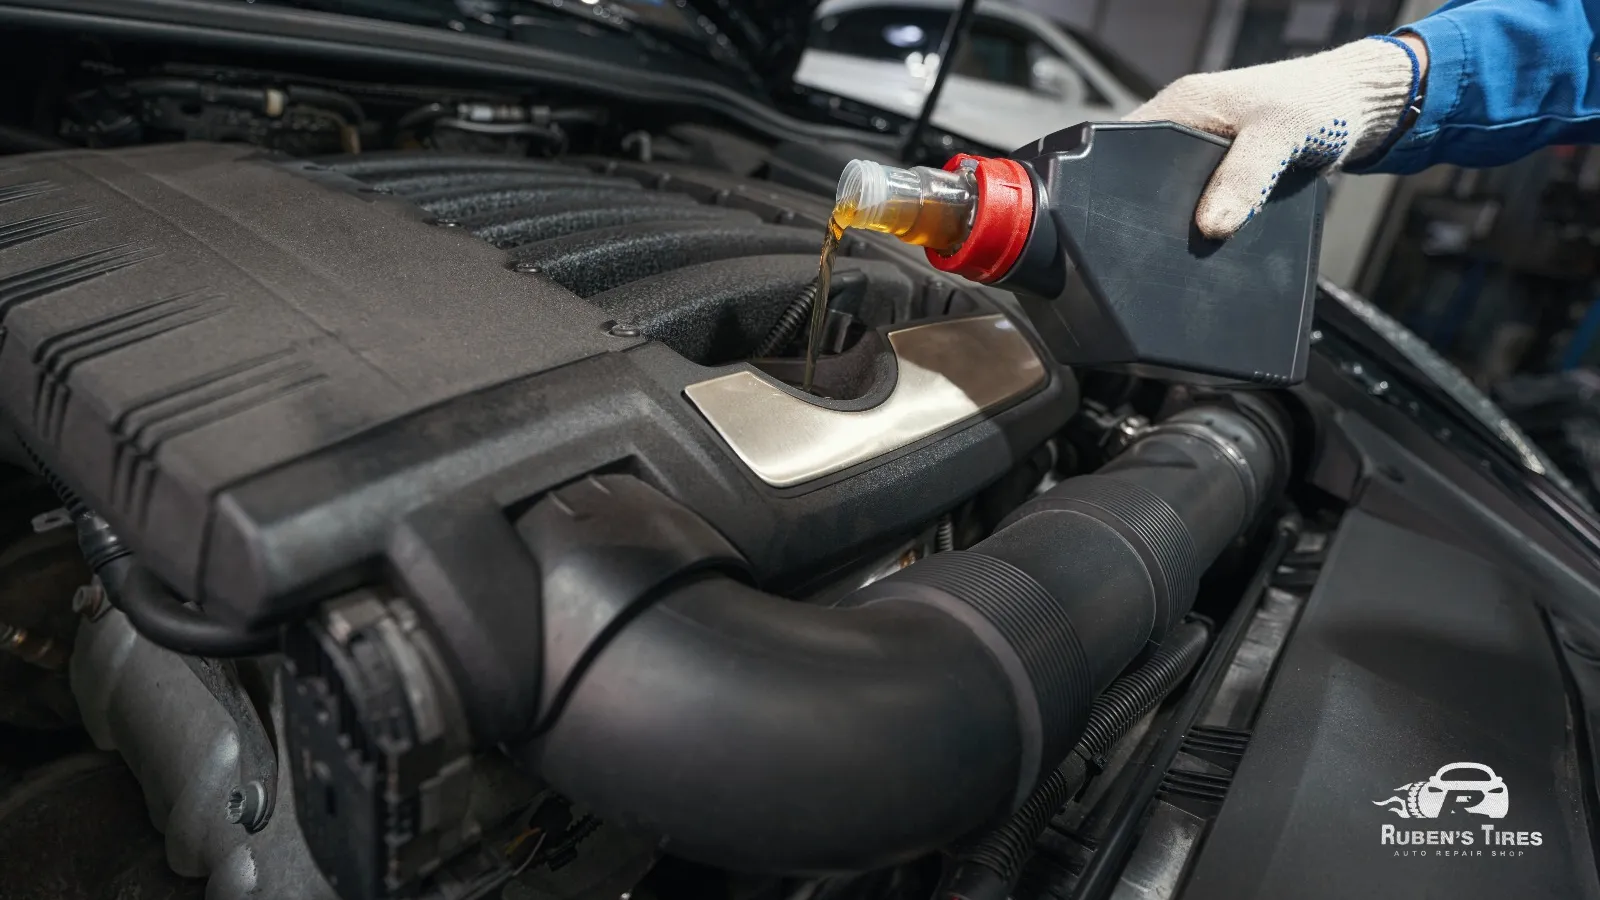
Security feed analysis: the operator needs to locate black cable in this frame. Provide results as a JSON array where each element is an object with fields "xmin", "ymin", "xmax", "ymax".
[
  {"xmin": 944, "ymin": 620, "xmax": 1212, "ymax": 900},
  {"xmin": 756, "ymin": 278, "xmax": 821, "ymax": 357},
  {"xmin": 1077, "ymin": 622, "xmax": 1212, "ymax": 760},
  {"xmin": 1068, "ymin": 517, "xmax": 1300, "ymax": 900},
  {"xmin": 936, "ymin": 515, "xmax": 956, "ymax": 554}
]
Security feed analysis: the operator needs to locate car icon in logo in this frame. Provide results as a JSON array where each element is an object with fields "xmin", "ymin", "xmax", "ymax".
[
  {"xmin": 1374, "ymin": 762, "xmax": 1509, "ymax": 819},
  {"xmin": 1418, "ymin": 763, "xmax": 1508, "ymax": 818}
]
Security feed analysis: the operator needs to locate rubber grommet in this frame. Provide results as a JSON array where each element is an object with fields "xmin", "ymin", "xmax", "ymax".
[{"xmin": 925, "ymin": 154, "xmax": 1035, "ymax": 283}]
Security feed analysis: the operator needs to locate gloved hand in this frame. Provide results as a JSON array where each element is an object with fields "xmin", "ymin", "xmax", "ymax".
[{"xmin": 1125, "ymin": 35, "xmax": 1425, "ymax": 238}]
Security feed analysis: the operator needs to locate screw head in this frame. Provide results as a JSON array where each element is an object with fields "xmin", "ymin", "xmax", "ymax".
[
  {"xmin": 71, "ymin": 581, "xmax": 107, "ymax": 621},
  {"xmin": 608, "ymin": 322, "xmax": 641, "ymax": 338},
  {"xmin": 225, "ymin": 781, "xmax": 268, "ymax": 830},
  {"xmin": 513, "ymin": 261, "xmax": 543, "ymax": 274}
]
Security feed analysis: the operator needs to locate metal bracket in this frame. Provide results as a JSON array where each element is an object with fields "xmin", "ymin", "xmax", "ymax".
[{"xmin": 182, "ymin": 655, "xmax": 278, "ymax": 833}]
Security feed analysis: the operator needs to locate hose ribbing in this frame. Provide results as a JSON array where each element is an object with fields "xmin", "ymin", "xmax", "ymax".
[
  {"xmin": 755, "ymin": 278, "xmax": 820, "ymax": 357},
  {"xmin": 950, "ymin": 620, "xmax": 1212, "ymax": 900}
]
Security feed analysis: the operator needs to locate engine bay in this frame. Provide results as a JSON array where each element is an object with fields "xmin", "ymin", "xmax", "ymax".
[{"xmin": 4, "ymin": 11, "xmax": 1600, "ymax": 900}]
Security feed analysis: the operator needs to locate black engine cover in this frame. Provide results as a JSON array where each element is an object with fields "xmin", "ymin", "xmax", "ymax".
[{"xmin": 0, "ymin": 143, "xmax": 1072, "ymax": 625}]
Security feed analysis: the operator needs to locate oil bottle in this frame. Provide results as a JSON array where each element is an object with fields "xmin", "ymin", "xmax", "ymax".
[
  {"xmin": 812, "ymin": 121, "xmax": 1328, "ymax": 388},
  {"xmin": 802, "ymin": 161, "xmax": 981, "ymax": 392}
]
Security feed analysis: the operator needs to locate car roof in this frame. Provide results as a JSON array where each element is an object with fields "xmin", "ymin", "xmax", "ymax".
[{"xmin": 1436, "ymin": 762, "xmax": 1496, "ymax": 777}]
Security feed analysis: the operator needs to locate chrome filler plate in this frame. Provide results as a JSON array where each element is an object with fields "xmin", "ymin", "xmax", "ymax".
[{"xmin": 684, "ymin": 314, "xmax": 1045, "ymax": 488}]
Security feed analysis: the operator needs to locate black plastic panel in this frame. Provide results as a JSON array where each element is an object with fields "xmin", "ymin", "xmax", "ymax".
[{"xmin": 1180, "ymin": 507, "xmax": 1600, "ymax": 900}]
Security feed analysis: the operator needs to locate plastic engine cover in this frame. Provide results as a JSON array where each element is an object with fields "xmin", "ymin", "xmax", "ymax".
[{"xmin": 0, "ymin": 143, "xmax": 1072, "ymax": 625}]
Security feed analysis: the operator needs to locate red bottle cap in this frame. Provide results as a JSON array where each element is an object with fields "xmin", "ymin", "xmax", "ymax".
[{"xmin": 925, "ymin": 154, "xmax": 1035, "ymax": 284}]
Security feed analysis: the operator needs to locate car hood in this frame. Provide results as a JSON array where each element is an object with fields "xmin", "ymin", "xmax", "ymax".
[
  {"xmin": 295, "ymin": 0, "xmax": 823, "ymax": 94},
  {"xmin": 681, "ymin": 0, "xmax": 822, "ymax": 89}
]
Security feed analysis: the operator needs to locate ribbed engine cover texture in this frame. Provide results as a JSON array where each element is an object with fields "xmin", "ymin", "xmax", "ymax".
[{"xmin": 0, "ymin": 142, "xmax": 1072, "ymax": 625}]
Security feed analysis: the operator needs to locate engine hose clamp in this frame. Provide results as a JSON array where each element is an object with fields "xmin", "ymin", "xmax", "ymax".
[
  {"xmin": 1072, "ymin": 744, "xmax": 1109, "ymax": 778},
  {"xmin": 1142, "ymin": 421, "xmax": 1259, "ymax": 513}
]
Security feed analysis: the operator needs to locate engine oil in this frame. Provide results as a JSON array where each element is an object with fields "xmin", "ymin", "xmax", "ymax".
[
  {"xmin": 803, "ymin": 163, "xmax": 978, "ymax": 393},
  {"xmin": 801, "ymin": 207, "xmax": 847, "ymax": 393}
]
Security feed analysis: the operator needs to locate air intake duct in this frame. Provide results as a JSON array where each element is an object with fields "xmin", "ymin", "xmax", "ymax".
[
  {"xmin": 504, "ymin": 400, "xmax": 1285, "ymax": 873},
  {"xmin": 282, "ymin": 401, "xmax": 1286, "ymax": 896}
]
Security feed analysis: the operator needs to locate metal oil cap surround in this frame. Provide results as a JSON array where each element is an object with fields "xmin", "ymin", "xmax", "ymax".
[{"xmin": 684, "ymin": 314, "xmax": 1045, "ymax": 488}]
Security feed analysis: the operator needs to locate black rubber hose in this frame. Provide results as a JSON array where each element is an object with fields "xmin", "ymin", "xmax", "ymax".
[
  {"xmin": 96, "ymin": 555, "xmax": 279, "ymax": 657},
  {"xmin": 946, "ymin": 620, "xmax": 1212, "ymax": 900},
  {"xmin": 23, "ymin": 441, "xmax": 278, "ymax": 657},
  {"xmin": 1068, "ymin": 517, "xmax": 1299, "ymax": 900},
  {"xmin": 123, "ymin": 78, "xmax": 270, "ymax": 112},
  {"xmin": 512, "ymin": 404, "xmax": 1285, "ymax": 874},
  {"xmin": 286, "ymin": 85, "xmax": 365, "ymax": 123}
]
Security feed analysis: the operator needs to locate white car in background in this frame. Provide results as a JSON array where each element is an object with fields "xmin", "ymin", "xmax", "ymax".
[{"xmin": 794, "ymin": 0, "xmax": 1154, "ymax": 151}]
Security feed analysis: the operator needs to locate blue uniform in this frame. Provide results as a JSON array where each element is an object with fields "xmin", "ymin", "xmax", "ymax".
[{"xmin": 1361, "ymin": 0, "xmax": 1600, "ymax": 174}]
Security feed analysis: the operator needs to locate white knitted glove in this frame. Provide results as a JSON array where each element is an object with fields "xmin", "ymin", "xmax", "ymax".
[{"xmin": 1125, "ymin": 36, "xmax": 1422, "ymax": 238}]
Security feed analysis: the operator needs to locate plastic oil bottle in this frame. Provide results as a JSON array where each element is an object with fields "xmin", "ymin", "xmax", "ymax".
[
  {"xmin": 809, "ymin": 122, "xmax": 1327, "ymax": 389},
  {"xmin": 802, "ymin": 160, "xmax": 980, "ymax": 392}
]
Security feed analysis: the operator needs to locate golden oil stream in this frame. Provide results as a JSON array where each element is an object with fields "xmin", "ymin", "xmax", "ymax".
[{"xmin": 801, "ymin": 203, "xmax": 853, "ymax": 394}]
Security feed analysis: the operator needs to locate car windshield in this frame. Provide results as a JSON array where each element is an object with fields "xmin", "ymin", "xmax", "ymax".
[{"xmin": 1440, "ymin": 767, "xmax": 1491, "ymax": 781}]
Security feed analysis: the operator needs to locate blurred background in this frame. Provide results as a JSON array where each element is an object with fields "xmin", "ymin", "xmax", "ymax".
[{"xmin": 802, "ymin": 0, "xmax": 1600, "ymax": 505}]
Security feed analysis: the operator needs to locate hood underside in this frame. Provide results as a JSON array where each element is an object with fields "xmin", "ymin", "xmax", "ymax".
[{"xmin": 271, "ymin": 0, "xmax": 823, "ymax": 94}]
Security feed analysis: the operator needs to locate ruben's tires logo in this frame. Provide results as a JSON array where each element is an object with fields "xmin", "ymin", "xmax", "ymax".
[
  {"xmin": 1373, "ymin": 762, "xmax": 1508, "ymax": 819},
  {"xmin": 1373, "ymin": 762, "xmax": 1542, "ymax": 856}
]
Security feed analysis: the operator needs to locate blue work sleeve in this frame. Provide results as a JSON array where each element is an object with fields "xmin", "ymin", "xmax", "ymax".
[{"xmin": 1356, "ymin": 0, "xmax": 1600, "ymax": 174}]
